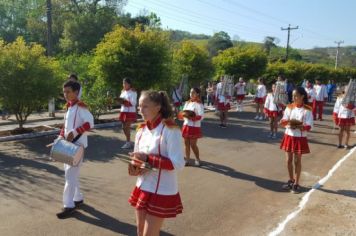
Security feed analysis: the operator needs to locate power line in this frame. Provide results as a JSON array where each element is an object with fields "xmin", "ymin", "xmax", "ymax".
[{"xmin": 127, "ymin": 1, "xmax": 273, "ymax": 39}]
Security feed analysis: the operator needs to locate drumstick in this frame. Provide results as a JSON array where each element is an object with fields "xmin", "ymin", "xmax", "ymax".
[
  {"xmin": 46, "ymin": 143, "xmax": 54, "ymax": 148},
  {"xmin": 116, "ymin": 154, "xmax": 156, "ymax": 171}
]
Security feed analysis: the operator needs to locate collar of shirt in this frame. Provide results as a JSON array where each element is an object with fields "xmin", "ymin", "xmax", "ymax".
[
  {"xmin": 67, "ymin": 99, "xmax": 79, "ymax": 108},
  {"xmin": 146, "ymin": 115, "xmax": 162, "ymax": 130}
]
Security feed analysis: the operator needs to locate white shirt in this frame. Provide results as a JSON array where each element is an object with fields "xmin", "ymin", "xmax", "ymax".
[
  {"xmin": 64, "ymin": 104, "xmax": 94, "ymax": 148},
  {"xmin": 314, "ymin": 84, "xmax": 328, "ymax": 101},
  {"xmin": 120, "ymin": 89, "xmax": 137, "ymax": 113},
  {"xmin": 281, "ymin": 105, "xmax": 313, "ymax": 137},
  {"xmin": 333, "ymin": 97, "xmax": 355, "ymax": 119},
  {"xmin": 264, "ymin": 93, "xmax": 278, "ymax": 111},
  {"xmin": 182, "ymin": 101, "xmax": 204, "ymax": 127},
  {"xmin": 135, "ymin": 122, "xmax": 185, "ymax": 195},
  {"xmin": 305, "ymin": 87, "xmax": 316, "ymax": 103},
  {"xmin": 256, "ymin": 84, "xmax": 266, "ymax": 98},
  {"xmin": 235, "ymin": 82, "xmax": 246, "ymax": 95},
  {"xmin": 216, "ymin": 82, "xmax": 230, "ymax": 104}
]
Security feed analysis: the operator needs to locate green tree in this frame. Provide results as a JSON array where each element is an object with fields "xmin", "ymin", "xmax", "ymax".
[
  {"xmin": 90, "ymin": 26, "xmax": 171, "ymax": 92},
  {"xmin": 213, "ymin": 45, "xmax": 268, "ymax": 79},
  {"xmin": 172, "ymin": 40, "xmax": 212, "ymax": 86},
  {"xmin": 263, "ymin": 36, "xmax": 279, "ymax": 56},
  {"xmin": 60, "ymin": 7, "xmax": 118, "ymax": 54},
  {"xmin": 0, "ymin": 37, "xmax": 62, "ymax": 129},
  {"xmin": 207, "ymin": 31, "xmax": 233, "ymax": 57}
]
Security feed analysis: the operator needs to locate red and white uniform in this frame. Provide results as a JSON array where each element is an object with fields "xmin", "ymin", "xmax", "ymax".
[
  {"xmin": 181, "ymin": 100, "xmax": 204, "ymax": 139},
  {"xmin": 254, "ymin": 84, "xmax": 266, "ymax": 104},
  {"xmin": 119, "ymin": 89, "xmax": 137, "ymax": 122},
  {"xmin": 280, "ymin": 104, "xmax": 313, "ymax": 155},
  {"xmin": 312, "ymin": 84, "xmax": 328, "ymax": 120},
  {"xmin": 216, "ymin": 82, "xmax": 231, "ymax": 111},
  {"xmin": 129, "ymin": 118, "xmax": 185, "ymax": 218},
  {"xmin": 235, "ymin": 82, "xmax": 246, "ymax": 100},
  {"xmin": 314, "ymin": 84, "xmax": 328, "ymax": 102},
  {"xmin": 264, "ymin": 93, "xmax": 281, "ymax": 118},
  {"xmin": 333, "ymin": 96, "xmax": 355, "ymax": 126},
  {"xmin": 172, "ymin": 88, "xmax": 182, "ymax": 107},
  {"xmin": 59, "ymin": 100, "xmax": 94, "ymax": 208},
  {"xmin": 305, "ymin": 86, "xmax": 316, "ymax": 105}
]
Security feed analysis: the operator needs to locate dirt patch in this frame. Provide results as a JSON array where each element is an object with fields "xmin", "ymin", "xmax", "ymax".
[{"xmin": 0, "ymin": 118, "xmax": 120, "ymax": 137}]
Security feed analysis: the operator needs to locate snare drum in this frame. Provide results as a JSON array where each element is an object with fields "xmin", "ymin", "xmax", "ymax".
[{"xmin": 50, "ymin": 139, "xmax": 84, "ymax": 166}]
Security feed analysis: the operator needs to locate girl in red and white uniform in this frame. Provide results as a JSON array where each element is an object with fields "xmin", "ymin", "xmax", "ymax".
[
  {"xmin": 216, "ymin": 77, "xmax": 231, "ymax": 128},
  {"xmin": 119, "ymin": 78, "xmax": 137, "ymax": 149},
  {"xmin": 280, "ymin": 87, "xmax": 313, "ymax": 194},
  {"xmin": 264, "ymin": 84, "xmax": 282, "ymax": 139},
  {"xmin": 128, "ymin": 90, "xmax": 185, "ymax": 236},
  {"xmin": 254, "ymin": 77, "xmax": 267, "ymax": 120},
  {"xmin": 234, "ymin": 77, "xmax": 246, "ymax": 112},
  {"xmin": 179, "ymin": 88, "xmax": 204, "ymax": 166},
  {"xmin": 333, "ymin": 90, "xmax": 355, "ymax": 149},
  {"xmin": 304, "ymin": 80, "xmax": 316, "ymax": 111}
]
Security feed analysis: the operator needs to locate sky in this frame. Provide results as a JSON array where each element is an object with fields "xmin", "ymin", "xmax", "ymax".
[{"xmin": 124, "ymin": 0, "xmax": 356, "ymax": 49}]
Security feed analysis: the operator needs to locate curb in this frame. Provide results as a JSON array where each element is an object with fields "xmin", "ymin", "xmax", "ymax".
[{"xmin": 0, "ymin": 121, "xmax": 123, "ymax": 143}]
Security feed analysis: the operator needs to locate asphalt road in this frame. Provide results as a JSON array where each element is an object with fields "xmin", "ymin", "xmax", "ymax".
[{"xmin": 0, "ymin": 102, "xmax": 355, "ymax": 236}]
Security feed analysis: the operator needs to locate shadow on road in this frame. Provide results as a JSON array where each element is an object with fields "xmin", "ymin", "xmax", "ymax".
[
  {"xmin": 318, "ymin": 188, "xmax": 356, "ymax": 199},
  {"xmin": 200, "ymin": 160, "xmax": 286, "ymax": 192},
  {"xmin": 74, "ymin": 204, "xmax": 174, "ymax": 236}
]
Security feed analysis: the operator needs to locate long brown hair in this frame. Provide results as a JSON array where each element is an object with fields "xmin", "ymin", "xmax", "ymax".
[{"xmin": 140, "ymin": 90, "xmax": 174, "ymax": 119}]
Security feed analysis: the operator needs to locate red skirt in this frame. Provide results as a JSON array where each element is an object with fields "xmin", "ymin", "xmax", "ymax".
[
  {"xmin": 338, "ymin": 117, "xmax": 355, "ymax": 126},
  {"xmin": 129, "ymin": 187, "xmax": 183, "ymax": 218},
  {"xmin": 280, "ymin": 134, "xmax": 310, "ymax": 154},
  {"xmin": 254, "ymin": 97, "xmax": 265, "ymax": 104},
  {"xmin": 236, "ymin": 95, "xmax": 245, "ymax": 100},
  {"xmin": 217, "ymin": 102, "xmax": 230, "ymax": 111},
  {"xmin": 119, "ymin": 112, "xmax": 137, "ymax": 122},
  {"xmin": 264, "ymin": 109, "xmax": 281, "ymax": 118},
  {"xmin": 182, "ymin": 125, "xmax": 202, "ymax": 139}
]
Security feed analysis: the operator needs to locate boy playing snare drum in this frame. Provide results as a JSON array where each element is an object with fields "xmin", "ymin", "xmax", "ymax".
[{"xmin": 56, "ymin": 80, "xmax": 94, "ymax": 219}]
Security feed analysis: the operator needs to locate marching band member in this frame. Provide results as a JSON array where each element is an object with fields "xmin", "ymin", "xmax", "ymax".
[
  {"xmin": 216, "ymin": 77, "xmax": 231, "ymax": 128},
  {"xmin": 264, "ymin": 84, "xmax": 281, "ymax": 138},
  {"xmin": 172, "ymin": 84, "xmax": 183, "ymax": 117},
  {"xmin": 254, "ymin": 77, "xmax": 267, "ymax": 120},
  {"xmin": 280, "ymin": 87, "xmax": 313, "ymax": 194},
  {"xmin": 313, "ymin": 79, "xmax": 328, "ymax": 121},
  {"xmin": 234, "ymin": 77, "xmax": 246, "ymax": 112},
  {"xmin": 178, "ymin": 88, "xmax": 204, "ymax": 166},
  {"xmin": 56, "ymin": 80, "xmax": 94, "ymax": 219},
  {"xmin": 333, "ymin": 90, "xmax": 355, "ymax": 149},
  {"xmin": 304, "ymin": 80, "xmax": 316, "ymax": 111},
  {"xmin": 119, "ymin": 78, "xmax": 137, "ymax": 149},
  {"xmin": 128, "ymin": 90, "xmax": 185, "ymax": 236}
]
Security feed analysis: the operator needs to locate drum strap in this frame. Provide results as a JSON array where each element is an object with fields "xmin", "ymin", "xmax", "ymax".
[{"xmin": 137, "ymin": 124, "xmax": 165, "ymax": 194}]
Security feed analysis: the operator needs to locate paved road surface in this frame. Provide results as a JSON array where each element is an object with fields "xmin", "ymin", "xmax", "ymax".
[{"xmin": 0, "ymin": 103, "xmax": 355, "ymax": 235}]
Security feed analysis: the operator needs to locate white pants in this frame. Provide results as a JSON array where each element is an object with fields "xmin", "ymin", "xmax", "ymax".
[{"xmin": 63, "ymin": 160, "xmax": 83, "ymax": 208}]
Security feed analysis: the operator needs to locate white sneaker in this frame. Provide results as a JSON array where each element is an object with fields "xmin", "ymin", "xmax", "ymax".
[
  {"xmin": 254, "ymin": 115, "xmax": 259, "ymax": 120},
  {"xmin": 195, "ymin": 160, "xmax": 201, "ymax": 166},
  {"xmin": 121, "ymin": 142, "xmax": 131, "ymax": 149},
  {"xmin": 258, "ymin": 116, "xmax": 264, "ymax": 120}
]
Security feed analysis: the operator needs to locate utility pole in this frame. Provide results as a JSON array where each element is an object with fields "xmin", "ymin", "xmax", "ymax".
[
  {"xmin": 46, "ymin": 0, "xmax": 55, "ymax": 117},
  {"xmin": 46, "ymin": 0, "xmax": 52, "ymax": 57},
  {"xmin": 334, "ymin": 40, "xmax": 344, "ymax": 69},
  {"xmin": 281, "ymin": 24, "xmax": 299, "ymax": 61}
]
